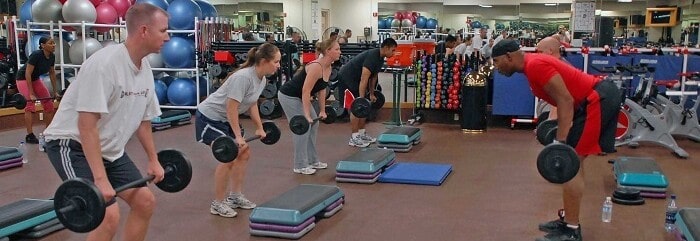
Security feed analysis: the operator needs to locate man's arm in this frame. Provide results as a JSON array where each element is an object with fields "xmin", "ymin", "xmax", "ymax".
[
  {"xmin": 358, "ymin": 67, "xmax": 372, "ymax": 98},
  {"xmin": 78, "ymin": 112, "xmax": 107, "ymax": 180},
  {"xmin": 542, "ymin": 74, "xmax": 574, "ymax": 142},
  {"xmin": 135, "ymin": 120, "xmax": 163, "ymax": 182}
]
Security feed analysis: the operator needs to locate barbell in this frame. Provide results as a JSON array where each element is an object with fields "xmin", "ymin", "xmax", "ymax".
[
  {"xmin": 210, "ymin": 121, "xmax": 281, "ymax": 163},
  {"xmin": 10, "ymin": 90, "xmax": 66, "ymax": 110},
  {"xmin": 349, "ymin": 90, "xmax": 385, "ymax": 118},
  {"xmin": 289, "ymin": 106, "xmax": 337, "ymax": 135},
  {"xmin": 537, "ymin": 142, "xmax": 580, "ymax": 184}
]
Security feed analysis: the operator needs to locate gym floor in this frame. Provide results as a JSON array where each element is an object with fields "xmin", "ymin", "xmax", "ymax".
[{"xmin": 1, "ymin": 113, "xmax": 699, "ymax": 241}]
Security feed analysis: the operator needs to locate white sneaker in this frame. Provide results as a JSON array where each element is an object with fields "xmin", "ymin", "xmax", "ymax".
[
  {"xmin": 293, "ymin": 167, "xmax": 317, "ymax": 175},
  {"xmin": 310, "ymin": 162, "xmax": 328, "ymax": 169},
  {"xmin": 359, "ymin": 134, "xmax": 377, "ymax": 144},
  {"xmin": 348, "ymin": 137, "xmax": 370, "ymax": 147},
  {"xmin": 210, "ymin": 200, "xmax": 237, "ymax": 218},
  {"xmin": 226, "ymin": 194, "xmax": 257, "ymax": 209}
]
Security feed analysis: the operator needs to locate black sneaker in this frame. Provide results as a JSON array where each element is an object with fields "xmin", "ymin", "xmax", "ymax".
[
  {"xmin": 536, "ymin": 225, "xmax": 582, "ymax": 241},
  {"xmin": 538, "ymin": 209, "xmax": 567, "ymax": 233},
  {"xmin": 25, "ymin": 133, "xmax": 39, "ymax": 144}
]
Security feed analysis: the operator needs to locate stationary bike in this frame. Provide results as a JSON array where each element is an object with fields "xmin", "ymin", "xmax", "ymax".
[
  {"xmin": 596, "ymin": 64, "xmax": 689, "ymax": 158},
  {"xmin": 651, "ymin": 72, "xmax": 700, "ymax": 142}
]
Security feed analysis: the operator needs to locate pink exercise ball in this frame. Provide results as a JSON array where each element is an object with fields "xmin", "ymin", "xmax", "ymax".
[
  {"xmin": 94, "ymin": 2, "xmax": 118, "ymax": 32},
  {"xmin": 107, "ymin": 0, "xmax": 130, "ymax": 18},
  {"xmin": 89, "ymin": 0, "xmax": 100, "ymax": 6}
]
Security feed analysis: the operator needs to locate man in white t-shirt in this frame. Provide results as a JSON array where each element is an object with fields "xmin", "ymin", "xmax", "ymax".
[
  {"xmin": 494, "ymin": 30, "xmax": 508, "ymax": 46},
  {"xmin": 472, "ymin": 28, "xmax": 489, "ymax": 51},
  {"xmin": 43, "ymin": 4, "xmax": 169, "ymax": 241}
]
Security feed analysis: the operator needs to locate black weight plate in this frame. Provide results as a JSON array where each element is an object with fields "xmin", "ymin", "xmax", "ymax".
[
  {"xmin": 260, "ymin": 121, "xmax": 281, "ymax": 145},
  {"xmin": 289, "ymin": 115, "xmax": 310, "ymax": 135},
  {"xmin": 261, "ymin": 83, "xmax": 278, "ymax": 99},
  {"xmin": 12, "ymin": 93, "xmax": 27, "ymax": 109},
  {"xmin": 54, "ymin": 178, "xmax": 106, "ymax": 233},
  {"xmin": 210, "ymin": 64, "xmax": 222, "ymax": 77},
  {"xmin": 537, "ymin": 143, "xmax": 580, "ymax": 184},
  {"xmin": 612, "ymin": 196, "xmax": 645, "ymax": 205},
  {"xmin": 537, "ymin": 111, "xmax": 550, "ymax": 123},
  {"xmin": 211, "ymin": 136, "xmax": 238, "ymax": 163},
  {"xmin": 372, "ymin": 91, "xmax": 385, "ymax": 109},
  {"xmin": 536, "ymin": 119, "xmax": 558, "ymax": 145},
  {"xmin": 322, "ymin": 105, "xmax": 337, "ymax": 124},
  {"xmin": 351, "ymin": 98, "xmax": 371, "ymax": 118},
  {"xmin": 156, "ymin": 150, "xmax": 192, "ymax": 193},
  {"xmin": 331, "ymin": 101, "xmax": 346, "ymax": 117},
  {"xmin": 613, "ymin": 187, "xmax": 641, "ymax": 200},
  {"xmin": 259, "ymin": 99, "xmax": 276, "ymax": 116},
  {"xmin": 545, "ymin": 127, "xmax": 558, "ymax": 146}
]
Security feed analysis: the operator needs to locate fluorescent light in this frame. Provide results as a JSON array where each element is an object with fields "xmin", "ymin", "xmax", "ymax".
[
  {"xmin": 479, "ymin": 4, "xmax": 493, "ymax": 8},
  {"xmin": 618, "ymin": 0, "xmax": 632, "ymax": 2},
  {"xmin": 545, "ymin": 3, "xmax": 558, "ymax": 6}
]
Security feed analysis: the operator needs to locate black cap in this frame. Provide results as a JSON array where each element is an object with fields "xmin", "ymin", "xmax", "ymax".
[{"xmin": 492, "ymin": 39, "xmax": 521, "ymax": 58}]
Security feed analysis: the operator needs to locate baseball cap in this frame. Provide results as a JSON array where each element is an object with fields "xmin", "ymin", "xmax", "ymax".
[{"xmin": 491, "ymin": 39, "xmax": 521, "ymax": 58}]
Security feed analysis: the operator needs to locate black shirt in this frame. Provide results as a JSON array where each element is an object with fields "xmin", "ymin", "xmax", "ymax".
[
  {"xmin": 279, "ymin": 62, "xmax": 329, "ymax": 98},
  {"xmin": 17, "ymin": 50, "xmax": 54, "ymax": 81},
  {"xmin": 338, "ymin": 48, "xmax": 383, "ymax": 85}
]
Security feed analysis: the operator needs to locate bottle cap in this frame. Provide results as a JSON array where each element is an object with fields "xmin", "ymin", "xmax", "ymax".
[
  {"xmin": 671, "ymin": 195, "xmax": 677, "ymax": 199},
  {"xmin": 606, "ymin": 196, "xmax": 611, "ymax": 201}
]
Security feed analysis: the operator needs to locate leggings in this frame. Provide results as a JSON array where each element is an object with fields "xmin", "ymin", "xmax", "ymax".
[{"xmin": 16, "ymin": 79, "xmax": 54, "ymax": 113}]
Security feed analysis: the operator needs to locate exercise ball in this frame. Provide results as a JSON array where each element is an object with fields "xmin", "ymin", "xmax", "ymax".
[
  {"xmin": 393, "ymin": 11, "xmax": 403, "ymax": 20},
  {"xmin": 167, "ymin": 0, "xmax": 202, "ymax": 30},
  {"xmin": 471, "ymin": 21, "xmax": 482, "ymax": 29},
  {"xmin": 402, "ymin": 11, "xmax": 412, "ymax": 21},
  {"xmin": 161, "ymin": 36, "xmax": 195, "ymax": 68},
  {"xmin": 31, "ymin": 0, "xmax": 63, "ymax": 23},
  {"xmin": 160, "ymin": 75, "xmax": 175, "ymax": 86},
  {"xmin": 154, "ymin": 79, "xmax": 168, "ymax": 104},
  {"xmin": 94, "ymin": 2, "xmax": 118, "ymax": 32},
  {"xmin": 391, "ymin": 19, "xmax": 400, "ymax": 28},
  {"xmin": 107, "ymin": 0, "xmax": 130, "ymax": 18},
  {"xmin": 167, "ymin": 78, "xmax": 196, "ymax": 106},
  {"xmin": 401, "ymin": 19, "xmax": 412, "ymax": 28},
  {"xmin": 62, "ymin": 32, "xmax": 76, "ymax": 42},
  {"xmin": 495, "ymin": 23, "xmax": 505, "ymax": 30},
  {"xmin": 100, "ymin": 39, "xmax": 118, "ymax": 47},
  {"xmin": 195, "ymin": 0, "xmax": 216, "ymax": 18},
  {"xmin": 426, "ymin": 18, "xmax": 438, "ymax": 29},
  {"xmin": 69, "ymin": 37, "xmax": 103, "ymax": 65},
  {"xmin": 416, "ymin": 16, "xmax": 427, "ymax": 29},
  {"xmin": 62, "ymin": 0, "xmax": 97, "ymax": 28},
  {"xmin": 19, "ymin": 0, "xmax": 33, "ymax": 24},
  {"xmin": 135, "ymin": 0, "xmax": 168, "ymax": 10},
  {"xmin": 146, "ymin": 53, "xmax": 163, "ymax": 74},
  {"xmin": 56, "ymin": 40, "xmax": 71, "ymax": 65},
  {"xmin": 377, "ymin": 18, "xmax": 385, "ymax": 29}
]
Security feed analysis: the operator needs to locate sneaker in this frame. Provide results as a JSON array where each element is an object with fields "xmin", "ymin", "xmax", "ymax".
[
  {"xmin": 293, "ymin": 167, "xmax": 317, "ymax": 175},
  {"xmin": 539, "ymin": 209, "xmax": 566, "ymax": 234},
  {"xmin": 536, "ymin": 225, "xmax": 582, "ymax": 241},
  {"xmin": 358, "ymin": 133, "xmax": 377, "ymax": 144},
  {"xmin": 25, "ymin": 133, "xmax": 39, "ymax": 144},
  {"xmin": 210, "ymin": 200, "xmax": 237, "ymax": 218},
  {"xmin": 310, "ymin": 162, "xmax": 328, "ymax": 169},
  {"xmin": 348, "ymin": 137, "xmax": 370, "ymax": 147},
  {"xmin": 227, "ymin": 194, "xmax": 257, "ymax": 209}
]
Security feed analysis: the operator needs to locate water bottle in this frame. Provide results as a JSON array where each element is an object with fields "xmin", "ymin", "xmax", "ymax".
[
  {"xmin": 38, "ymin": 133, "xmax": 45, "ymax": 152},
  {"xmin": 665, "ymin": 195, "xmax": 678, "ymax": 232},
  {"xmin": 602, "ymin": 196, "xmax": 613, "ymax": 223},
  {"xmin": 18, "ymin": 141, "xmax": 28, "ymax": 164}
]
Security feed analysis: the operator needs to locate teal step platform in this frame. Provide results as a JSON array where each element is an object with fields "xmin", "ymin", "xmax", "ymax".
[
  {"xmin": 613, "ymin": 156, "xmax": 668, "ymax": 188},
  {"xmin": 336, "ymin": 148, "xmax": 395, "ymax": 174},
  {"xmin": 249, "ymin": 184, "xmax": 344, "ymax": 226},
  {"xmin": 151, "ymin": 110, "xmax": 192, "ymax": 124},
  {"xmin": 0, "ymin": 199, "xmax": 57, "ymax": 238},
  {"xmin": 676, "ymin": 208, "xmax": 700, "ymax": 241}
]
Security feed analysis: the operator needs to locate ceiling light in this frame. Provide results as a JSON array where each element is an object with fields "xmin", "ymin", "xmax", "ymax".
[
  {"xmin": 545, "ymin": 3, "xmax": 558, "ymax": 6},
  {"xmin": 479, "ymin": 4, "xmax": 493, "ymax": 8},
  {"xmin": 618, "ymin": 0, "xmax": 632, "ymax": 2}
]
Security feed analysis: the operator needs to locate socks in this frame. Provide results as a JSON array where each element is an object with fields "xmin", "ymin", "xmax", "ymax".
[
  {"xmin": 228, "ymin": 192, "xmax": 242, "ymax": 199},
  {"xmin": 352, "ymin": 132, "xmax": 359, "ymax": 138},
  {"xmin": 359, "ymin": 129, "xmax": 366, "ymax": 135},
  {"xmin": 566, "ymin": 224, "xmax": 580, "ymax": 229}
]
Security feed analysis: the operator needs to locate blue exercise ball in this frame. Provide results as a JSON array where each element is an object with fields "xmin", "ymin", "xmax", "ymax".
[
  {"xmin": 378, "ymin": 18, "xmax": 386, "ymax": 29},
  {"xmin": 426, "ymin": 18, "xmax": 438, "ymax": 29},
  {"xmin": 161, "ymin": 36, "xmax": 195, "ymax": 68},
  {"xmin": 195, "ymin": 0, "xmax": 217, "ymax": 18},
  {"xmin": 19, "ymin": 0, "xmax": 34, "ymax": 24},
  {"xmin": 135, "ymin": 0, "xmax": 168, "ymax": 10},
  {"xmin": 471, "ymin": 21, "xmax": 482, "ymax": 29},
  {"xmin": 62, "ymin": 32, "xmax": 76, "ymax": 42},
  {"xmin": 167, "ymin": 0, "xmax": 203, "ymax": 30},
  {"xmin": 167, "ymin": 78, "xmax": 196, "ymax": 106},
  {"xmin": 416, "ymin": 16, "xmax": 427, "ymax": 29},
  {"xmin": 154, "ymin": 79, "xmax": 168, "ymax": 104},
  {"xmin": 495, "ymin": 23, "xmax": 505, "ymax": 30}
]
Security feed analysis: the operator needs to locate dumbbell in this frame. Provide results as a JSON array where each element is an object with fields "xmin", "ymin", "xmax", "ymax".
[
  {"xmin": 210, "ymin": 121, "xmax": 281, "ymax": 163},
  {"xmin": 537, "ymin": 141, "xmax": 580, "ymax": 184},
  {"xmin": 350, "ymin": 91, "xmax": 385, "ymax": 118},
  {"xmin": 9, "ymin": 90, "xmax": 66, "ymax": 110},
  {"xmin": 536, "ymin": 119, "xmax": 558, "ymax": 145},
  {"xmin": 289, "ymin": 106, "xmax": 337, "ymax": 135},
  {"xmin": 53, "ymin": 149, "xmax": 192, "ymax": 233}
]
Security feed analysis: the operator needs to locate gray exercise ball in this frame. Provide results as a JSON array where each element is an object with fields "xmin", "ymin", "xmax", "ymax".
[
  {"xmin": 100, "ymin": 39, "xmax": 118, "ymax": 47},
  {"xmin": 62, "ymin": 0, "xmax": 97, "ymax": 26},
  {"xmin": 146, "ymin": 53, "xmax": 164, "ymax": 75},
  {"xmin": 69, "ymin": 37, "xmax": 103, "ymax": 65},
  {"xmin": 391, "ymin": 19, "xmax": 401, "ymax": 28},
  {"xmin": 55, "ymin": 40, "xmax": 71, "ymax": 65},
  {"xmin": 401, "ymin": 19, "xmax": 413, "ymax": 28},
  {"xmin": 31, "ymin": 0, "xmax": 63, "ymax": 23}
]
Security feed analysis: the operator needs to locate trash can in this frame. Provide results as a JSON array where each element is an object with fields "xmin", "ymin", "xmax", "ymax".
[{"xmin": 461, "ymin": 71, "xmax": 487, "ymax": 132}]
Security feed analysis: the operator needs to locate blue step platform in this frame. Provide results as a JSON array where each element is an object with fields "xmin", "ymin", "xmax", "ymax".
[
  {"xmin": 675, "ymin": 208, "xmax": 700, "ymax": 241},
  {"xmin": 0, "ymin": 199, "xmax": 57, "ymax": 238},
  {"xmin": 336, "ymin": 148, "xmax": 396, "ymax": 183},
  {"xmin": 613, "ymin": 156, "xmax": 668, "ymax": 188}
]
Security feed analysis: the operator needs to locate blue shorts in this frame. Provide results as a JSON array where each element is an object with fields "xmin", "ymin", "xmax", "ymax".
[{"xmin": 194, "ymin": 110, "xmax": 244, "ymax": 146}]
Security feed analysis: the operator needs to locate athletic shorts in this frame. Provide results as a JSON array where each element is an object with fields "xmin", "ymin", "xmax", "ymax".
[
  {"xmin": 194, "ymin": 110, "xmax": 244, "ymax": 146},
  {"xmin": 567, "ymin": 80, "xmax": 622, "ymax": 156}
]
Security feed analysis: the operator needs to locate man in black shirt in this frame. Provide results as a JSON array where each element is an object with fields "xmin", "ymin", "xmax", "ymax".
[
  {"xmin": 338, "ymin": 38, "xmax": 397, "ymax": 147},
  {"xmin": 436, "ymin": 35, "xmax": 457, "ymax": 54}
]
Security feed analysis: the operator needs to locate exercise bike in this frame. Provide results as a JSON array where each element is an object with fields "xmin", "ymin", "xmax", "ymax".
[{"xmin": 649, "ymin": 72, "xmax": 700, "ymax": 142}]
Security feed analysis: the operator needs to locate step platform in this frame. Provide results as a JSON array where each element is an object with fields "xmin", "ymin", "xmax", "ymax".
[
  {"xmin": 249, "ymin": 184, "xmax": 344, "ymax": 239},
  {"xmin": 613, "ymin": 156, "xmax": 668, "ymax": 188},
  {"xmin": 11, "ymin": 218, "xmax": 64, "ymax": 239},
  {"xmin": 378, "ymin": 162, "xmax": 453, "ymax": 186},
  {"xmin": 0, "ymin": 157, "xmax": 23, "ymax": 171},
  {"xmin": 616, "ymin": 183, "xmax": 668, "ymax": 198},
  {"xmin": 674, "ymin": 208, "xmax": 700, "ymax": 241},
  {"xmin": 151, "ymin": 110, "xmax": 192, "ymax": 131},
  {"xmin": 377, "ymin": 126, "xmax": 422, "ymax": 152},
  {"xmin": 0, "ymin": 147, "xmax": 22, "ymax": 163},
  {"xmin": 335, "ymin": 148, "xmax": 396, "ymax": 184},
  {"xmin": 0, "ymin": 199, "xmax": 57, "ymax": 238}
]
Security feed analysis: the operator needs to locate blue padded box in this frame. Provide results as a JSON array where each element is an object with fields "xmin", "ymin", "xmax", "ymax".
[
  {"xmin": 249, "ymin": 184, "xmax": 344, "ymax": 226},
  {"xmin": 151, "ymin": 110, "xmax": 191, "ymax": 124},
  {"xmin": 377, "ymin": 126, "xmax": 422, "ymax": 145},
  {"xmin": 0, "ymin": 199, "xmax": 57, "ymax": 238},
  {"xmin": 613, "ymin": 156, "xmax": 668, "ymax": 188},
  {"xmin": 336, "ymin": 148, "xmax": 395, "ymax": 174},
  {"xmin": 676, "ymin": 208, "xmax": 700, "ymax": 241},
  {"xmin": 378, "ymin": 162, "xmax": 452, "ymax": 186}
]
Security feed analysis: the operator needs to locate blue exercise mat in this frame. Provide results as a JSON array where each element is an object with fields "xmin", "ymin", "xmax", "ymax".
[{"xmin": 378, "ymin": 162, "xmax": 452, "ymax": 186}]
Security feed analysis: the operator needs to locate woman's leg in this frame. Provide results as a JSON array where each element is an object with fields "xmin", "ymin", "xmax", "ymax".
[{"xmin": 15, "ymin": 80, "xmax": 36, "ymax": 136}]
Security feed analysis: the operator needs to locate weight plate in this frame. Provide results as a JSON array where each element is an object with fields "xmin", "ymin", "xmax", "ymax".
[
  {"xmin": 211, "ymin": 136, "xmax": 238, "ymax": 163},
  {"xmin": 156, "ymin": 149, "xmax": 192, "ymax": 193},
  {"xmin": 289, "ymin": 115, "xmax": 310, "ymax": 135},
  {"xmin": 260, "ymin": 121, "xmax": 281, "ymax": 145},
  {"xmin": 537, "ymin": 143, "xmax": 580, "ymax": 184},
  {"xmin": 54, "ymin": 178, "xmax": 106, "ymax": 233},
  {"xmin": 261, "ymin": 82, "xmax": 278, "ymax": 99},
  {"xmin": 536, "ymin": 119, "xmax": 558, "ymax": 145},
  {"xmin": 259, "ymin": 99, "xmax": 276, "ymax": 116},
  {"xmin": 351, "ymin": 98, "xmax": 371, "ymax": 118}
]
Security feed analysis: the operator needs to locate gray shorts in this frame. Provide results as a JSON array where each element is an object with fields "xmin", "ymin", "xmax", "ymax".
[{"xmin": 46, "ymin": 139, "xmax": 146, "ymax": 193}]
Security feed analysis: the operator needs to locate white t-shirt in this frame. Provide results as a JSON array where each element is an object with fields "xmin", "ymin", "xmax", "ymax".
[
  {"xmin": 198, "ymin": 67, "xmax": 266, "ymax": 121},
  {"xmin": 44, "ymin": 44, "xmax": 162, "ymax": 161},
  {"xmin": 453, "ymin": 43, "xmax": 473, "ymax": 57},
  {"xmin": 472, "ymin": 34, "xmax": 488, "ymax": 50}
]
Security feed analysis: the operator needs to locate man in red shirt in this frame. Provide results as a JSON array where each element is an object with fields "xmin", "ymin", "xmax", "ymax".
[{"xmin": 492, "ymin": 39, "xmax": 622, "ymax": 241}]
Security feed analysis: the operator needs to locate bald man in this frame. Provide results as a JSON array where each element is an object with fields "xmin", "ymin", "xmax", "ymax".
[{"xmin": 536, "ymin": 36, "xmax": 569, "ymax": 120}]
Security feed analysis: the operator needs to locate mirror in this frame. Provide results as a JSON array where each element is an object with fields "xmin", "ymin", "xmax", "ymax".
[{"xmin": 212, "ymin": 2, "xmax": 284, "ymax": 32}]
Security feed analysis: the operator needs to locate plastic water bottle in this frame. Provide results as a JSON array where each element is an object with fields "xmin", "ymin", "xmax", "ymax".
[
  {"xmin": 602, "ymin": 196, "xmax": 613, "ymax": 223},
  {"xmin": 665, "ymin": 195, "xmax": 678, "ymax": 232},
  {"xmin": 18, "ymin": 141, "xmax": 28, "ymax": 164},
  {"xmin": 38, "ymin": 133, "xmax": 45, "ymax": 152}
]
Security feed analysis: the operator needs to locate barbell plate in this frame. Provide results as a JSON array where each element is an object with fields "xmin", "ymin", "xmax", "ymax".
[
  {"xmin": 261, "ymin": 82, "xmax": 278, "ymax": 99},
  {"xmin": 54, "ymin": 178, "xmax": 106, "ymax": 233},
  {"xmin": 156, "ymin": 150, "xmax": 192, "ymax": 193},
  {"xmin": 260, "ymin": 121, "xmax": 281, "ymax": 145},
  {"xmin": 210, "ymin": 64, "xmax": 222, "ymax": 77},
  {"xmin": 211, "ymin": 136, "xmax": 238, "ymax": 163},
  {"xmin": 330, "ymin": 101, "xmax": 346, "ymax": 117},
  {"xmin": 350, "ymin": 98, "xmax": 371, "ymax": 118},
  {"xmin": 12, "ymin": 93, "xmax": 27, "ymax": 110},
  {"xmin": 289, "ymin": 115, "xmax": 311, "ymax": 135},
  {"xmin": 536, "ymin": 119, "xmax": 558, "ymax": 145},
  {"xmin": 321, "ymin": 106, "xmax": 337, "ymax": 124},
  {"xmin": 545, "ymin": 127, "xmax": 558, "ymax": 146},
  {"xmin": 537, "ymin": 111, "xmax": 550, "ymax": 124},
  {"xmin": 259, "ymin": 99, "xmax": 276, "ymax": 116},
  {"xmin": 537, "ymin": 143, "xmax": 580, "ymax": 184},
  {"xmin": 372, "ymin": 91, "xmax": 385, "ymax": 109}
]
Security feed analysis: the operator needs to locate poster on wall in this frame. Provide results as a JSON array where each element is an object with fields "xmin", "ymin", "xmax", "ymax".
[
  {"xmin": 311, "ymin": 0, "xmax": 319, "ymax": 40},
  {"xmin": 572, "ymin": 1, "xmax": 595, "ymax": 32}
]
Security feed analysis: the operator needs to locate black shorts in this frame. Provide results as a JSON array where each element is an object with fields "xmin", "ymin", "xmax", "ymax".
[
  {"xmin": 338, "ymin": 77, "xmax": 360, "ymax": 98},
  {"xmin": 567, "ymin": 80, "xmax": 622, "ymax": 156},
  {"xmin": 46, "ymin": 139, "xmax": 145, "ymax": 193},
  {"xmin": 194, "ymin": 110, "xmax": 244, "ymax": 146}
]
